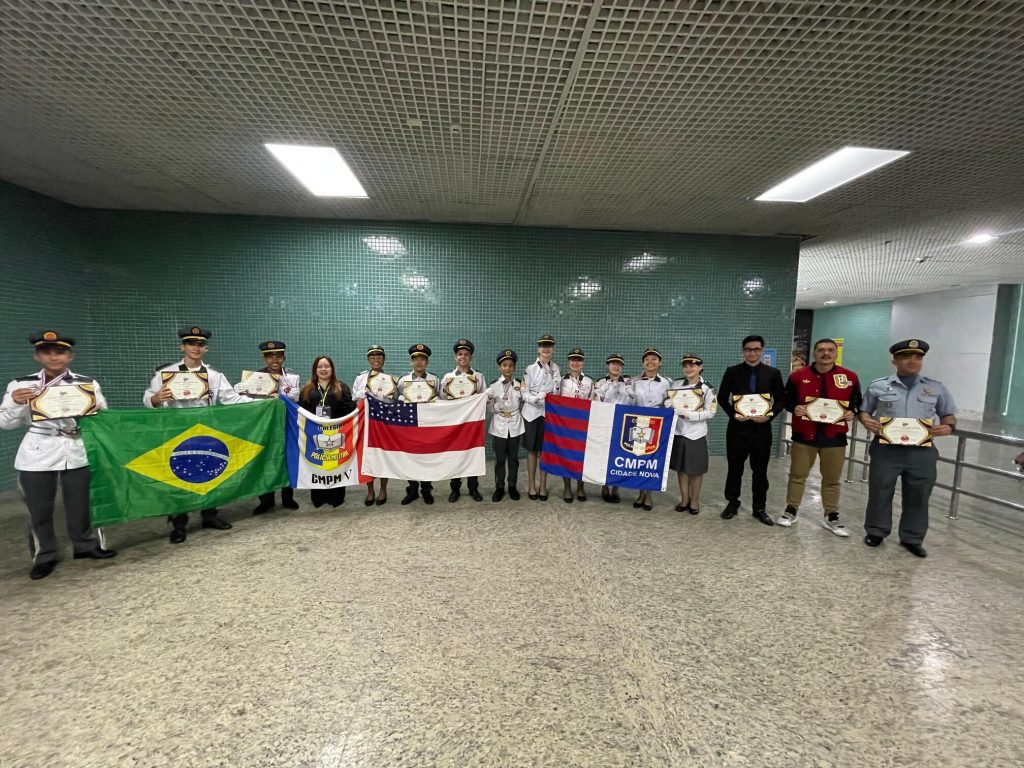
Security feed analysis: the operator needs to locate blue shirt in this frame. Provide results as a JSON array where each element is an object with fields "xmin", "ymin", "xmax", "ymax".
[{"xmin": 862, "ymin": 374, "xmax": 957, "ymax": 421}]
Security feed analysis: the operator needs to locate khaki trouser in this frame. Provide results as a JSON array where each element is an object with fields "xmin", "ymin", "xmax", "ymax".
[{"xmin": 786, "ymin": 442, "xmax": 846, "ymax": 513}]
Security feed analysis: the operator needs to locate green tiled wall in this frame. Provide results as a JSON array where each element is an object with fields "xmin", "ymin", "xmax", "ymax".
[
  {"xmin": 0, "ymin": 183, "xmax": 89, "ymax": 487},
  {"xmin": 986, "ymin": 284, "xmax": 1024, "ymax": 424},
  {"xmin": 811, "ymin": 301, "xmax": 894, "ymax": 384},
  {"xmin": 1, "ymin": 179, "xmax": 800, "ymax": 490}
]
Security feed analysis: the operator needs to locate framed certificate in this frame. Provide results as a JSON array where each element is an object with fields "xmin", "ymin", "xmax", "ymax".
[
  {"xmin": 162, "ymin": 371, "xmax": 209, "ymax": 401},
  {"xmin": 803, "ymin": 397, "xmax": 847, "ymax": 424},
  {"xmin": 879, "ymin": 417, "xmax": 933, "ymax": 447},
  {"xmin": 733, "ymin": 393, "xmax": 772, "ymax": 417},
  {"xmin": 668, "ymin": 388, "xmax": 703, "ymax": 412},
  {"xmin": 238, "ymin": 370, "xmax": 280, "ymax": 396},
  {"xmin": 403, "ymin": 379, "xmax": 437, "ymax": 403},
  {"xmin": 445, "ymin": 373, "xmax": 478, "ymax": 399},
  {"xmin": 367, "ymin": 371, "xmax": 398, "ymax": 399},
  {"xmin": 30, "ymin": 384, "xmax": 98, "ymax": 421}
]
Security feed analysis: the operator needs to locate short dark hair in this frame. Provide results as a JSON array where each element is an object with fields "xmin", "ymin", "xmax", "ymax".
[
  {"xmin": 813, "ymin": 338, "xmax": 838, "ymax": 350},
  {"xmin": 741, "ymin": 335, "xmax": 765, "ymax": 348}
]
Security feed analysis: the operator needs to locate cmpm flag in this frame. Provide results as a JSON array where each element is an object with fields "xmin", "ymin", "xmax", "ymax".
[
  {"xmin": 282, "ymin": 397, "xmax": 366, "ymax": 489},
  {"xmin": 540, "ymin": 394, "xmax": 678, "ymax": 491},
  {"xmin": 80, "ymin": 399, "xmax": 287, "ymax": 526},
  {"xmin": 362, "ymin": 394, "xmax": 486, "ymax": 481}
]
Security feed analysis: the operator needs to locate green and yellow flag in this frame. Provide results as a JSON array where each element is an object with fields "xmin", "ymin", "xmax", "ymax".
[{"xmin": 80, "ymin": 399, "xmax": 287, "ymax": 526}]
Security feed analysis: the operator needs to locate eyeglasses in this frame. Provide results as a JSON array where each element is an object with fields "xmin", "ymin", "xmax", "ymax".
[{"xmin": 743, "ymin": 347, "xmax": 763, "ymax": 353}]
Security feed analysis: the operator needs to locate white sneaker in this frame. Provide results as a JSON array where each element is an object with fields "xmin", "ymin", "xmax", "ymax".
[
  {"xmin": 777, "ymin": 507, "xmax": 797, "ymax": 527},
  {"xmin": 822, "ymin": 513, "xmax": 850, "ymax": 537}
]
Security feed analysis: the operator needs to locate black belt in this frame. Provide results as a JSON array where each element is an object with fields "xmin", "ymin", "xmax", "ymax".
[{"xmin": 29, "ymin": 425, "xmax": 81, "ymax": 437}]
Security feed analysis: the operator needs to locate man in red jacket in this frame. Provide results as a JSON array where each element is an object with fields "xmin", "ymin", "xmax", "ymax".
[{"xmin": 780, "ymin": 338, "xmax": 863, "ymax": 536}]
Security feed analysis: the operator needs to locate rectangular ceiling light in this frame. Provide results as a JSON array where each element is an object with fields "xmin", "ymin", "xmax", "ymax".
[
  {"xmin": 756, "ymin": 146, "xmax": 909, "ymax": 202},
  {"xmin": 265, "ymin": 144, "xmax": 368, "ymax": 197}
]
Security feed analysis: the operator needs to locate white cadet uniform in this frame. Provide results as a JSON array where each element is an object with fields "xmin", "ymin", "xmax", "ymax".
[
  {"xmin": 396, "ymin": 371, "xmax": 440, "ymax": 402},
  {"xmin": 486, "ymin": 377, "xmax": 526, "ymax": 438},
  {"xmin": 234, "ymin": 367, "xmax": 300, "ymax": 402},
  {"xmin": 0, "ymin": 370, "xmax": 108, "ymax": 471},
  {"xmin": 593, "ymin": 375, "xmax": 635, "ymax": 404},
  {"xmin": 560, "ymin": 373, "xmax": 595, "ymax": 399},
  {"xmin": 352, "ymin": 370, "xmax": 399, "ymax": 403},
  {"xmin": 1, "ymin": 370, "xmax": 109, "ymax": 564},
  {"xmin": 521, "ymin": 359, "xmax": 561, "ymax": 421},
  {"xmin": 632, "ymin": 375, "xmax": 671, "ymax": 408},
  {"xmin": 439, "ymin": 367, "xmax": 487, "ymax": 399},
  {"xmin": 145, "ymin": 361, "xmax": 251, "ymax": 408},
  {"xmin": 668, "ymin": 378, "xmax": 717, "ymax": 439}
]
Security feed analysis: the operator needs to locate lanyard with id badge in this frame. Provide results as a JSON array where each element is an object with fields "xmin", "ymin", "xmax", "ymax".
[{"xmin": 316, "ymin": 386, "xmax": 331, "ymax": 418}]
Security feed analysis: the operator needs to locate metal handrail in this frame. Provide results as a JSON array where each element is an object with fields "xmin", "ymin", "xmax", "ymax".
[{"xmin": 780, "ymin": 416, "xmax": 1024, "ymax": 519}]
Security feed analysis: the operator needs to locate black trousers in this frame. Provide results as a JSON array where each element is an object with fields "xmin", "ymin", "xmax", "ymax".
[
  {"xmin": 492, "ymin": 434, "xmax": 521, "ymax": 490},
  {"xmin": 724, "ymin": 423, "xmax": 773, "ymax": 510},
  {"xmin": 20, "ymin": 467, "xmax": 97, "ymax": 564},
  {"xmin": 311, "ymin": 487, "xmax": 346, "ymax": 507},
  {"xmin": 450, "ymin": 477, "xmax": 480, "ymax": 492},
  {"xmin": 405, "ymin": 481, "xmax": 433, "ymax": 496},
  {"xmin": 257, "ymin": 487, "xmax": 295, "ymax": 506},
  {"xmin": 865, "ymin": 442, "xmax": 937, "ymax": 545},
  {"xmin": 169, "ymin": 508, "xmax": 223, "ymax": 528}
]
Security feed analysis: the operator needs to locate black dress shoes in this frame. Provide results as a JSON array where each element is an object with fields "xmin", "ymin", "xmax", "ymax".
[
  {"xmin": 422, "ymin": 492, "xmax": 435, "ymax": 505},
  {"xmin": 508, "ymin": 487, "xmax": 520, "ymax": 501},
  {"xmin": 470, "ymin": 490, "xmax": 483, "ymax": 502},
  {"xmin": 752, "ymin": 509, "xmax": 775, "ymax": 526},
  {"xmin": 448, "ymin": 490, "xmax": 460, "ymax": 503},
  {"xmin": 401, "ymin": 492, "xmax": 419, "ymax": 505},
  {"xmin": 720, "ymin": 501, "xmax": 740, "ymax": 519},
  {"xmin": 30, "ymin": 561, "xmax": 57, "ymax": 580},
  {"xmin": 610, "ymin": 494, "xmax": 621, "ymax": 504},
  {"xmin": 901, "ymin": 542, "xmax": 927, "ymax": 558},
  {"xmin": 864, "ymin": 534, "xmax": 883, "ymax": 547},
  {"xmin": 252, "ymin": 501, "xmax": 275, "ymax": 516},
  {"xmin": 201, "ymin": 517, "xmax": 233, "ymax": 530},
  {"xmin": 74, "ymin": 548, "xmax": 117, "ymax": 559},
  {"xmin": 492, "ymin": 488, "xmax": 505, "ymax": 502},
  {"xmin": 169, "ymin": 527, "xmax": 187, "ymax": 544},
  {"xmin": 281, "ymin": 498, "xmax": 300, "ymax": 510}
]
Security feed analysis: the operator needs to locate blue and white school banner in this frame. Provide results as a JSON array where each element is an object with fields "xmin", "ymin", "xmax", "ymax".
[
  {"xmin": 540, "ymin": 394, "xmax": 678, "ymax": 491},
  {"xmin": 282, "ymin": 397, "xmax": 366, "ymax": 489}
]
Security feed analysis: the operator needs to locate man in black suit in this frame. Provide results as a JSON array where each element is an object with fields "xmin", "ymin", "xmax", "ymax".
[{"xmin": 717, "ymin": 335, "xmax": 786, "ymax": 526}]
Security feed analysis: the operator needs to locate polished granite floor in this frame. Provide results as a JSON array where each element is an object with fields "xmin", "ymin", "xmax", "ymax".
[{"xmin": 1, "ymin": 453, "xmax": 1022, "ymax": 768}]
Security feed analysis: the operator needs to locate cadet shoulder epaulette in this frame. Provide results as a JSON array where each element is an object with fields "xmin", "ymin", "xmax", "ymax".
[
  {"xmin": 70, "ymin": 373, "xmax": 95, "ymax": 383},
  {"xmin": 155, "ymin": 362, "xmax": 176, "ymax": 372},
  {"xmin": 15, "ymin": 374, "xmax": 38, "ymax": 382}
]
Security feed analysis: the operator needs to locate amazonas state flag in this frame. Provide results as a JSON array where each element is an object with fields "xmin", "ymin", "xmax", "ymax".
[
  {"xmin": 540, "ymin": 394, "xmax": 678, "ymax": 491},
  {"xmin": 80, "ymin": 399, "xmax": 287, "ymax": 526}
]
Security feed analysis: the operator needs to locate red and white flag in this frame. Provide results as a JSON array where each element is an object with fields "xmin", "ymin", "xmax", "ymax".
[{"xmin": 362, "ymin": 393, "xmax": 486, "ymax": 480}]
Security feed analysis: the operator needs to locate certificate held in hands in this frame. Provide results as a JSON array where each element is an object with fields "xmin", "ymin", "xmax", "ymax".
[
  {"xmin": 803, "ymin": 397, "xmax": 847, "ymax": 424},
  {"xmin": 403, "ymin": 380, "xmax": 436, "ymax": 403},
  {"xmin": 668, "ymin": 388, "xmax": 703, "ymax": 412},
  {"xmin": 238, "ymin": 370, "xmax": 280, "ymax": 396},
  {"xmin": 30, "ymin": 384, "xmax": 99, "ymax": 421},
  {"xmin": 367, "ymin": 371, "xmax": 398, "ymax": 400},
  {"xmin": 733, "ymin": 393, "xmax": 772, "ymax": 417},
  {"xmin": 162, "ymin": 371, "xmax": 209, "ymax": 401},
  {"xmin": 879, "ymin": 417, "xmax": 933, "ymax": 447}
]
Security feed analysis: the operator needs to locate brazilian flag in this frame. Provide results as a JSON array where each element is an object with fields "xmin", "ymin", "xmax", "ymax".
[{"xmin": 80, "ymin": 399, "xmax": 287, "ymax": 526}]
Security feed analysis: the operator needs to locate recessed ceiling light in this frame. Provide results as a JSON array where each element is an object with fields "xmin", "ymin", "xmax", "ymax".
[
  {"xmin": 265, "ymin": 144, "xmax": 368, "ymax": 197},
  {"xmin": 965, "ymin": 232, "xmax": 997, "ymax": 244},
  {"xmin": 756, "ymin": 146, "xmax": 910, "ymax": 202},
  {"xmin": 823, "ymin": 300, "xmax": 838, "ymax": 305}
]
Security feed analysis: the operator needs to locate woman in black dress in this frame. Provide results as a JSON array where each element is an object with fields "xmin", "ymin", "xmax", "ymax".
[{"xmin": 299, "ymin": 356, "xmax": 355, "ymax": 508}]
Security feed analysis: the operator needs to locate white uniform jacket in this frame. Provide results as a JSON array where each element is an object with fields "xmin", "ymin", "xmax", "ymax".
[
  {"xmin": 667, "ymin": 378, "xmax": 717, "ymax": 440},
  {"xmin": 0, "ymin": 370, "xmax": 109, "ymax": 471},
  {"xmin": 352, "ymin": 369, "xmax": 399, "ymax": 403},
  {"xmin": 144, "ymin": 360, "xmax": 251, "ymax": 408},
  {"xmin": 559, "ymin": 373, "xmax": 595, "ymax": 399},
  {"xmin": 521, "ymin": 359, "xmax": 561, "ymax": 422},
  {"xmin": 486, "ymin": 377, "xmax": 526, "ymax": 438},
  {"xmin": 592, "ymin": 375, "xmax": 635, "ymax": 405},
  {"xmin": 396, "ymin": 371, "xmax": 440, "ymax": 402},
  {"xmin": 439, "ymin": 367, "xmax": 487, "ymax": 399},
  {"xmin": 233, "ymin": 367, "xmax": 300, "ymax": 402},
  {"xmin": 632, "ymin": 374, "xmax": 671, "ymax": 408}
]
